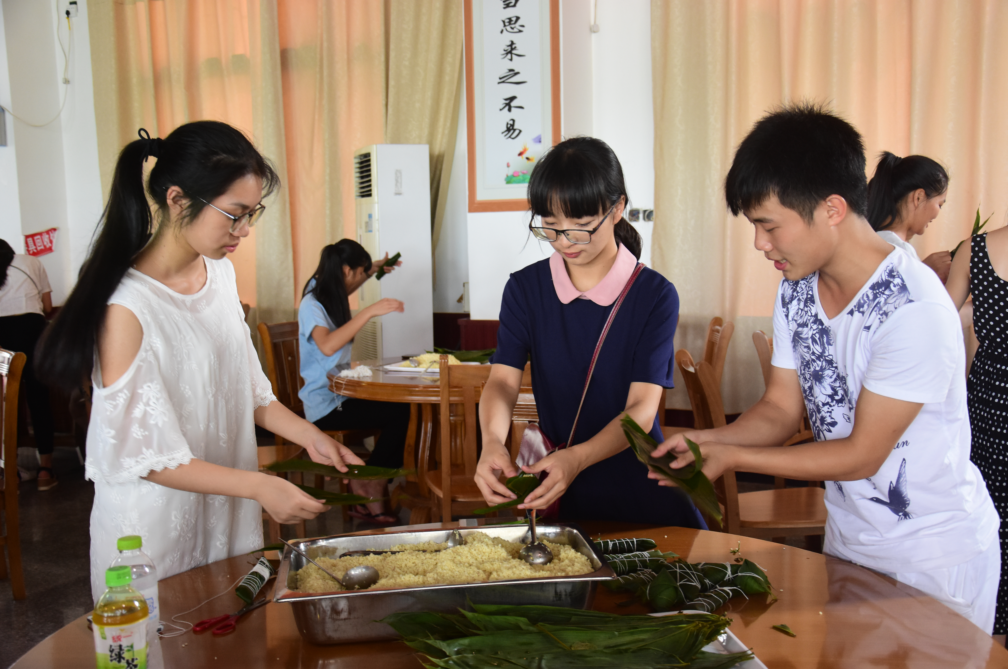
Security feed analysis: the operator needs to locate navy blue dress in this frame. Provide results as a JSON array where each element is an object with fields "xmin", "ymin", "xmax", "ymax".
[{"xmin": 492, "ymin": 259, "xmax": 704, "ymax": 528}]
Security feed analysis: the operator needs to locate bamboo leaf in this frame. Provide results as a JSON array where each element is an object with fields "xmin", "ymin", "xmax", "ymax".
[
  {"xmin": 432, "ymin": 347, "xmax": 496, "ymax": 363},
  {"xmin": 473, "ymin": 472, "xmax": 541, "ymax": 515},
  {"xmin": 772, "ymin": 623, "xmax": 796, "ymax": 637},
  {"xmin": 621, "ymin": 415, "xmax": 723, "ymax": 527},
  {"xmin": 264, "ymin": 458, "xmax": 415, "ymax": 480},
  {"xmin": 293, "ymin": 484, "xmax": 380, "ymax": 506},
  {"xmin": 593, "ymin": 538, "xmax": 657, "ymax": 554}
]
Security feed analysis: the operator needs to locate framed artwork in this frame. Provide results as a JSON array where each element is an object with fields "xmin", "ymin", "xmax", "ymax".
[{"xmin": 464, "ymin": 0, "xmax": 561, "ymax": 213}]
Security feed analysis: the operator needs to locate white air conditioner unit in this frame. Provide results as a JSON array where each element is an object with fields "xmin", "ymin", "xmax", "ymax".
[{"xmin": 353, "ymin": 144, "xmax": 434, "ymax": 361}]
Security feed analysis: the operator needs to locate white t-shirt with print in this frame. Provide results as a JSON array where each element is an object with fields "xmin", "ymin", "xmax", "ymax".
[{"xmin": 771, "ymin": 248, "xmax": 999, "ymax": 574}]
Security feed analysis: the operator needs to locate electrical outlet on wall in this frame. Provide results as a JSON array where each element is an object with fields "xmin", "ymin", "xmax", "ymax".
[{"xmin": 63, "ymin": 1, "xmax": 78, "ymax": 18}]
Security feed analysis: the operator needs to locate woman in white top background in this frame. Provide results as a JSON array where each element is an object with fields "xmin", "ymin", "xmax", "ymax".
[
  {"xmin": 36, "ymin": 122, "xmax": 364, "ymax": 601},
  {"xmin": 0, "ymin": 239, "xmax": 55, "ymax": 490},
  {"xmin": 867, "ymin": 152, "xmax": 951, "ymax": 282}
]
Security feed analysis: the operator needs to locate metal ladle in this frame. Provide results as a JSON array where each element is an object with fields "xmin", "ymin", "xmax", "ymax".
[
  {"xmin": 519, "ymin": 510, "xmax": 553, "ymax": 566},
  {"xmin": 280, "ymin": 539, "xmax": 379, "ymax": 591}
]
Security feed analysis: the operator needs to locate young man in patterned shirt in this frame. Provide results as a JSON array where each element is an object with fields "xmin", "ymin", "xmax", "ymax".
[{"xmin": 651, "ymin": 102, "xmax": 1000, "ymax": 633}]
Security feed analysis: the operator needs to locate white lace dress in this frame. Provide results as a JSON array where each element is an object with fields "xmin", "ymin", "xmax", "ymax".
[{"xmin": 86, "ymin": 257, "xmax": 275, "ymax": 602}]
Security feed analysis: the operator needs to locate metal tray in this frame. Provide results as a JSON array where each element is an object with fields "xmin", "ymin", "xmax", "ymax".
[{"xmin": 273, "ymin": 522, "xmax": 614, "ymax": 645}]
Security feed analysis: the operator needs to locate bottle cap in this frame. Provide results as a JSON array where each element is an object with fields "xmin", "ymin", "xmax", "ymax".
[
  {"xmin": 117, "ymin": 535, "xmax": 142, "ymax": 551},
  {"xmin": 105, "ymin": 566, "xmax": 133, "ymax": 588}
]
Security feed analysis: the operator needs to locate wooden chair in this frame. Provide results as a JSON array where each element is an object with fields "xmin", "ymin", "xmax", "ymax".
[
  {"xmin": 0, "ymin": 351, "xmax": 27, "ymax": 599},
  {"xmin": 675, "ymin": 349, "xmax": 826, "ymax": 542},
  {"xmin": 751, "ymin": 331, "xmax": 815, "ymax": 487},
  {"xmin": 423, "ymin": 355, "xmax": 493, "ymax": 522},
  {"xmin": 703, "ymin": 317, "xmax": 735, "ymax": 385},
  {"xmin": 257, "ymin": 443, "xmax": 306, "ymax": 542}
]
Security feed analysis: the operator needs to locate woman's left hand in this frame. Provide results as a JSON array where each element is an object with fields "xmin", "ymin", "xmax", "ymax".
[
  {"xmin": 304, "ymin": 431, "xmax": 366, "ymax": 473},
  {"xmin": 517, "ymin": 448, "xmax": 588, "ymax": 511}
]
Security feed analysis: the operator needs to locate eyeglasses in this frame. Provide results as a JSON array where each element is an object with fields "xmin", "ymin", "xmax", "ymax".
[
  {"xmin": 529, "ymin": 206, "xmax": 616, "ymax": 245},
  {"xmin": 198, "ymin": 197, "xmax": 266, "ymax": 234}
]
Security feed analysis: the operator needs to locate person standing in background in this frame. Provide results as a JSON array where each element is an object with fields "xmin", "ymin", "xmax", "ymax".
[
  {"xmin": 866, "ymin": 152, "xmax": 951, "ymax": 282},
  {"xmin": 0, "ymin": 239, "xmax": 56, "ymax": 490}
]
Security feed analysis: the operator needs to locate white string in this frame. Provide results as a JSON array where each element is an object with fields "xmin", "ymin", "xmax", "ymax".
[
  {"xmin": 157, "ymin": 573, "xmax": 246, "ymax": 638},
  {"xmin": 0, "ymin": 2, "xmax": 71, "ymax": 128}
]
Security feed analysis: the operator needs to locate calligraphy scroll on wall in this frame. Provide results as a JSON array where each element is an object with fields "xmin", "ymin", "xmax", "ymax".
[{"xmin": 465, "ymin": 0, "xmax": 561, "ymax": 212}]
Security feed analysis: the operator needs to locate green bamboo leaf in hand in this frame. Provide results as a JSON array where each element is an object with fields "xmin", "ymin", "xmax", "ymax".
[
  {"xmin": 621, "ymin": 414, "xmax": 723, "ymax": 527},
  {"xmin": 294, "ymin": 484, "xmax": 381, "ymax": 506},
  {"xmin": 472, "ymin": 472, "xmax": 541, "ymax": 514}
]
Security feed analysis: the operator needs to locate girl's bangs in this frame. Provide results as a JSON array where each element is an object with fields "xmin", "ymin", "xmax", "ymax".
[{"xmin": 528, "ymin": 152, "xmax": 609, "ymax": 220}]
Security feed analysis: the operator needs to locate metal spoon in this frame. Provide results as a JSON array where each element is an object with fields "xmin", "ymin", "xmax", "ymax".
[
  {"xmin": 340, "ymin": 530, "xmax": 465, "ymax": 558},
  {"xmin": 280, "ymin": 539, "xmax": 379, "ymax": 591},
  {"xmin": 519, "ymin": 510, "xmax": 553, "ymax": 565}
]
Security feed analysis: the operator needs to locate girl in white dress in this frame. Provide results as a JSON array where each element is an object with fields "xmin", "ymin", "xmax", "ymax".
[{"xmin": 37, "ymin": 122, "xmax": 364, "ymax": 601}]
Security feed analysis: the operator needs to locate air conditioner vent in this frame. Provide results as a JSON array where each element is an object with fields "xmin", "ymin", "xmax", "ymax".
[{"xmin": 354, "ymin": 152, "xmax": 373, "ymax": 199}]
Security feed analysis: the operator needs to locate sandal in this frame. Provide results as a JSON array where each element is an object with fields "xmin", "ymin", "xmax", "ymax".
[
  {"xmin": 347, "ymin": 505, "xmax": 399, "ymax": 526},
  {"xmin": 37, "ymin": 466, "xmax": 58, "ymax": 492}
]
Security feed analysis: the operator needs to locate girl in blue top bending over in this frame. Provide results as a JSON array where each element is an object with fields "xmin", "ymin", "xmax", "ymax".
[
  {"xmin": 473, "ymin": 137, "xmax": 703, "ymax": 527},
  {"xmin": 298, "ymin": 240, "xmax": 409, "ymax": 524}
]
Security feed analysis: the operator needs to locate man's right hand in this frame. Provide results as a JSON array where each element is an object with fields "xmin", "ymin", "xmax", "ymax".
[{"xmin": 474, "ymin": 438, "xmax": 519, "ymax": 505}]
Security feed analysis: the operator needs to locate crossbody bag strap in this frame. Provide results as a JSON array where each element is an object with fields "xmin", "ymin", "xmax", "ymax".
[{"xmin": 564, "ymin": 262, "xmax": 644, "ymax": 448}]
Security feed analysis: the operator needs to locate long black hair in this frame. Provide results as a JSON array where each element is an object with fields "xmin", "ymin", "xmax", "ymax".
[
  {"xmin": 867, "ymin": 152, "xmax": 949, "ymax": 231},
  {"xmin": 37, "ymin": 121, "xmax": 279, "ymax": 391},
  {"xmin": 0, "ymin": 239, "xmax": 14, "ymax": 291},
  {"xmin": 302, "ymin": 240, "xmax": 372, "ymax": 328},
  {"xmin": 527, "ymin": 136, "xmax": 642, "ymax": 259}
]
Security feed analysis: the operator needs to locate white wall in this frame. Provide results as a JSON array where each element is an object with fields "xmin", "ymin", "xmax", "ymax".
[
  {"xmin": 0, "ymin": 1, "xmax": 22, "ymax": 250},
  {"xmin": 0, "ymin": 0, "xmax": 101, "ymax": 303}
]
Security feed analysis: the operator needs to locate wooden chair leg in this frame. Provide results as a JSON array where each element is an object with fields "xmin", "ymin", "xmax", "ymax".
[
  {"xmin": 5, "ymin": 488, "xmax": 26, "ymax": 599},
  {"xmin": 409, "ymin": 506, "xmax": 431, "ymax": 525}
]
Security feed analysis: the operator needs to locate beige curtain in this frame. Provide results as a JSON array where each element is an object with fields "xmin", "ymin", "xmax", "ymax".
[
  {"xmin": 652, "ymin": 0, "xmax": 1008, "ymax": 413},
  {"xmin": 89, "ymin": 0, "xmax": 463, "ymax": 319},
  {"xmin": 385, "ymin": 0, "xmax": 464, "ymax": 259},
  {"xmin": 89, "ymin": 0, "xmax": 295, "ymax": 331}
]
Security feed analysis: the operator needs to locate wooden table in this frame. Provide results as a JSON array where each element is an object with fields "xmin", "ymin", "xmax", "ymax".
[
  {"xmin": 328, "ymin": 359, "xmax": 537, "ymax": 522},
  {"xmin": 16, "ymin": 523, "xmax": 1008, "ymax": 668}
]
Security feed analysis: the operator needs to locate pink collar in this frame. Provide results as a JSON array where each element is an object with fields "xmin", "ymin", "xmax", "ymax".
[{"xmin": 550, "ymin": 244, "xmax": 639, "ymax": 306}]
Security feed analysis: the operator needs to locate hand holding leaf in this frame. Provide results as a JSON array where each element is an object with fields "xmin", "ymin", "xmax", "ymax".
[{"xmin": 621, "ymin": 415, "xmax": 723, "ymax": 527}]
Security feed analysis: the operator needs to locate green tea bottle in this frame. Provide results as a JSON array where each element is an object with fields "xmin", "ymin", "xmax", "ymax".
[{"xmin": 93, "ymin": 566, "xmax": 148, "ymax": 669}]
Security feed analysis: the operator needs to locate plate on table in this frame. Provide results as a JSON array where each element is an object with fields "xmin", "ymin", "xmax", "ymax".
[
  {"xmin": 380, "ymin": 361, "xmax": 481, "ymax": 376},
  {"xmin": 650, "ymin": 611, "xmax": 767, "ymax": 669}
]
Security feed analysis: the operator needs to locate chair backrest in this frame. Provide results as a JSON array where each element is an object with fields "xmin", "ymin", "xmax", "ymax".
[
  {"xmin": 703, "ymin": 317, "xmax": 734, "ymax": 384},
  {"xmin": 436, "ymin": 355, "xmax": 492, "ymax": 521},
  {"xmin": 752, "ymin": 330, "xmax": 773, "ymax": 389},
  {"xmin": 257, "ymin": 321, "xmax": 304, "ymax": 416},
  {"xmin": 675, "ymin": 348, "xmax": 741, "ymax": 534},
  {"xmin": 2, "ymin": 350, "xmax": 26, "ymax": 492}
]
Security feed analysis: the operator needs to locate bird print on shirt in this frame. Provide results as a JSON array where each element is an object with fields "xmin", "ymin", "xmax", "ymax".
[{"xmin": 867, "ymin": 459, "xmax": 912, "ymax": 520}]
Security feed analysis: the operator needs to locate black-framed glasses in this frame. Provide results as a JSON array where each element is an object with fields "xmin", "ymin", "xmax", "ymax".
[
  {"xmin": 529, "ymin": 206, "xmax": 616, "ymax": 245},
  {"xmin": 198, "ymin": 197, "xmax": 266, "ymax": 234}
]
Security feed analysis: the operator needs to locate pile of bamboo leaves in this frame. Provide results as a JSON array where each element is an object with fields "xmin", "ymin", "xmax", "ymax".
[
  {"xmin": 382, "ymin": 603, "xmax": 753, "ymax": 668},
  {"xmin": 599, "ymin": 538, "xmax": 774, "ymax": 613}
]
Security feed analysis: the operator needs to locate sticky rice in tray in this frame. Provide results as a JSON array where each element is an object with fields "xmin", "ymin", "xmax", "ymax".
[
  {"xmin": 296, "ymin": 532, "xmax": 593, "ymax": 593},
  {"xmin": 273, "ymin": 523, "xmax": 615, "ymax": 645}
]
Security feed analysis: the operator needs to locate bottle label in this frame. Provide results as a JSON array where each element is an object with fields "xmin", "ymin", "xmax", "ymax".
[
  {"xmin": 94, "ymin": 620, "xmax": 147, "ymax": 669},
  {"xmin": 138, "ymin": 585, "xmax": 159, "ymax": 622},
  {"xmin": 236, "ymin": 557, "xmax": 274, "ymax": 604}
]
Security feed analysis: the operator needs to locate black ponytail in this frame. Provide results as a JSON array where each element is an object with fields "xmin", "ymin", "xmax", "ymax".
[
  {"xmin": 867, "ymin": 151, "xmax": 949, "ymax": 231},
  {"xmin": 0, "ymin": 239, "xmax": 14, "ymax": 291},
  {"xmin": 527, "ymin": 136, "xmax": 643, "ymax": 260},
  {"xmin": 37, "ymin": 121, "xmax": 279, "ymax": 392},
  {"xmin": 302, "ymin": 240, "xmax": 372, "ymax": 328}
]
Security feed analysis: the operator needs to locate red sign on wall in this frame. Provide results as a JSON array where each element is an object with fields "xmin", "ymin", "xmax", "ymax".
[{"xmin": 24, "ymin": 228, "xmax": 57, "ymax": 257}]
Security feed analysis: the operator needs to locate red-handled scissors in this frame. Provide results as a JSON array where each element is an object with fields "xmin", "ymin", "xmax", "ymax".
[{"xmin": 193, "ymin": 597, "xmax": 268, "ymax": 636}]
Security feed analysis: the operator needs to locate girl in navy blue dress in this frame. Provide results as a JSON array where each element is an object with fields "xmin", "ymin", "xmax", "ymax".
[{"xmin": 474, "ymin": 137, "xmax": 704, "ymax": 527}]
